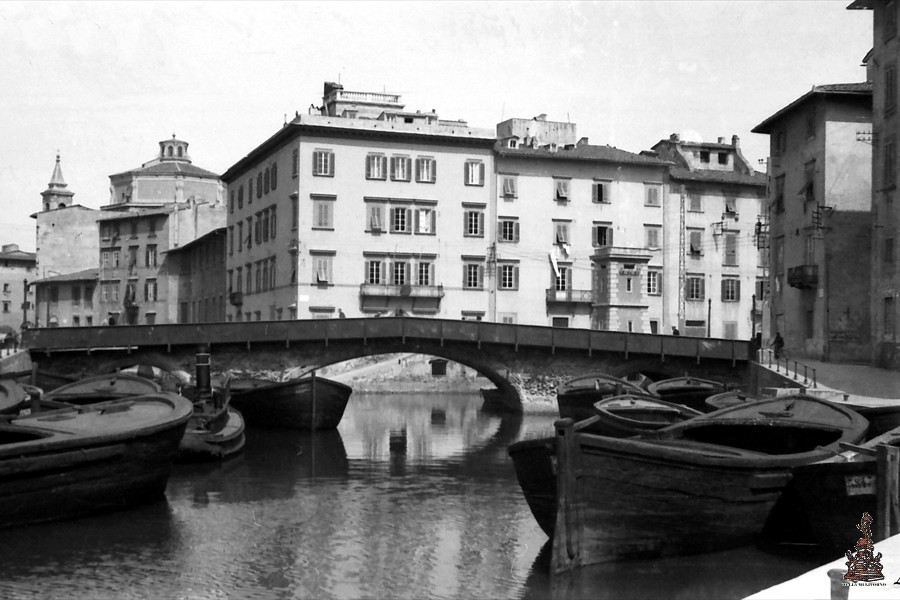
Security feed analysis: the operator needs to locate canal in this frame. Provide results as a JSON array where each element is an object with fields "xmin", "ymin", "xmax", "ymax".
[{"xmin": 0, "ymin": 391, "xmax": 826, "ymax": 599}]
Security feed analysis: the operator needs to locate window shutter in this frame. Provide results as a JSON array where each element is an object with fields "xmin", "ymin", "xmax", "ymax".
[
  {"xmin": 414, "ymin": 209, "xmax": 420, "ymax": 232},
  {"xmin": 721, "ymin": 279, "xmax": 727, "ymax": 301},
  {"xmin": 365, "ymin": 156, "xmax": 372, "ymax": 179},
  {"xmin": 514, "ymin": 266, "xmax": 519, "ymax": 289},
  {"xmin": 312, "ymin": 152, "xmax": 317, "ymax": 174},
  {"xmin": 430, "ymin": 210, "xmax": 436, "ymax": 233},
  {"xmin": 478, "ymin": 162, "xmax": 485, "ymax": 185},
  {"xmin": 478, "ymin": 212, "xmax": 484, "ymax": 235},
  {"xmin": 462, "ymin": 265, "xmax": 467, "ymax": 287},
  {"xmin": 514, "ymin": 222, "xmax": 520, "ymax": 242},
  {"xmin": 592, "ymin": 184, "xmax": 599, "ymax": 203},
  {"xmin": 328, "ymin": 153, "xmax": 334, "ymax": 176},
  {"xmin": 432, "ymin": 159, "xmax": 437, "ymax": 182},
  {"xmin": 735, "ymin": 280, "xmax": 741, "ymax": 301},
  {"xmin": 700, "ymin": 278, "xmax": 705, "ymax": 299},
  {"xmin": 271, "ymin": 163, "xmax": 277, "ymax": 190},
  {"xmin": 415, "ymin": 158, "xmax": 421, "ymax": 181},
  {"xmin": 390, "ymin": 156, "xmax": 396, "ymax": 179},
  {"xmin": 405, "ymin": 208, "xmax": 412, "ymax": 230},
  {"xmin": 463, "ymin": 211, "xmax": 467, "ymax": 234},
  {"xmin": 496, "ymin": 265, "xmax": 502, "ymax": 281},
  {"xmin": 478, "ymin": 264, "xmax": 484, "ymax": 287}
]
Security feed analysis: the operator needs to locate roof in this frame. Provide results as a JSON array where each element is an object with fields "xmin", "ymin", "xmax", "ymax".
[
  {"xmin": 110, "ymin": 161, "xmax": 220, "ymax": 180},
  {"xmin": 97, "ymin": 207, "xmax": 174, "ymax": 222},
  {"xmin": 0, "ymin": 248, "xmax": 36, "ymax": 262},
  {"xmin": 752, "ymin": 82, "xmax": 872, "ymax": 133},
  {"xmin": 163, "ymin": 227, "xmax": 227, "ymax": 255},
  {"xmin": 31, "ymin": 268, "xmax": 98, "ymax": 285},
  {"xmin": 847, "ymin": 0, "xmax": 872, "ymax": 9},
  {"xmin": 669, "ymin": 167, "xmax": 767, "ymax": 187},
  {"xmin": 222, "ymin": 114, "xmax": 497, "ymax": 182},
  {"xmin": 495, "ymin": 142, "xmax": 671, "ymax": 167}
]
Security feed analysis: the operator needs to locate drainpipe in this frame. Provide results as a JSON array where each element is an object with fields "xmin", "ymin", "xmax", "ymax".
[{"xmin": 707, "ymin": 298, "xmax": 712, "ymax": 337}]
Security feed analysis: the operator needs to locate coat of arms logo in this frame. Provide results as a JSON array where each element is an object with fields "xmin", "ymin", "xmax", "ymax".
[{"xmin": 844, "ymin": 512, "xmax": 884, "ymax": 583}]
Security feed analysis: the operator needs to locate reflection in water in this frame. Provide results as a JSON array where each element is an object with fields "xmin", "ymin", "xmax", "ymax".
[{"xmin": 0, "ymin": 391, "xmax": 822, "ymax": 599}]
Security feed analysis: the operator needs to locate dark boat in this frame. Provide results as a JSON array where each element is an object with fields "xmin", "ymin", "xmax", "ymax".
[
  {"xmin": 0, "ymin": 380, "xmax": 28, "ymax": 415},
  {"xmin": 646, "ymin": 376, "xmax": 728, "ymax": 412},
  {"xmin": 510, "ymin": 394, "xmax": 869, "ymax": 572},
  {"xmin": 556, "ymin": 373, "xmax": 649, "ymax": 422},
  {"xmin": 591, "ymin": 393, "xmax": 704, "ymax": 438},
  {"xmin": 0, "ymin": 392, "xmax": 192, "ymax": 528},
  {"xmin": 227, "ymin": 375, "xmax": 352, "ymax": 430},
  {"xmin": 704, "ymin": 389, "xmax": 758, "ymax": 411},
  {"xmin": 788, "ymin": 424, "xmax": 900, "ymax": 551},
  {"xmin": 178, "ymin": 405, "xmax": 246, "ymax": 462},
  {"xmin": 43, "ymin": 372, "xmax": 163, "ymax": 404}
]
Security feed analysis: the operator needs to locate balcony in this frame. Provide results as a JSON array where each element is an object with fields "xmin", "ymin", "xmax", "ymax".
[
  {"xmin": 545, "ymin": 289, "xmax": 594, "ymax": 304},
  {"xmin": 359, "ymin": 284, "xmax": 445, "ymax": 298},
  {"xmin": 787, "ymin": 265, "xmax": 818, "ymax": 289}
]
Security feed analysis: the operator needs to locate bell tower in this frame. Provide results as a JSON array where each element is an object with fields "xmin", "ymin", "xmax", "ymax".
[{"xmin": 40, "ymin": 153, "xmax": 74, "ymax": 212}]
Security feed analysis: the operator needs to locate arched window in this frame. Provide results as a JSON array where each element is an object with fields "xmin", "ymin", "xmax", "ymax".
[
  {"xmin": 257, "ymin": 173, "xmax": 263, "ymax": 198},
  {"xmin": 271, "ymin": 163, "xmax": 277, "ymax": 190},
  {"xmin": 167, "ymin": 146, "xmax": 173, "ymax": 157},
  {"xmin": 178, "ymin": 147, "xmax": 183, "ymax": 157}
]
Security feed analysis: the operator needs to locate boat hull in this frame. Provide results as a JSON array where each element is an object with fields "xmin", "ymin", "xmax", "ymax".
[
  {"xmin": 178, "ymin": 406, "xmax": 246, "ymax": 462},
  {"xmin": 556, "ymin": 374, "xmax": 647, "ymax": 422},
  {"xmin": 229, "ymin": 376, "xmax": 352, "ymax": 430},
  {"xmin": 508, "ymin": 437, "xmax": 557, "ymax": 537},
  {"xmin": 0, "ymin": 395, "xmax": 191, "ymax": 528},
  {"xmin": 591, "ymin": 395, "xmax": 703, "ymax": 438}
]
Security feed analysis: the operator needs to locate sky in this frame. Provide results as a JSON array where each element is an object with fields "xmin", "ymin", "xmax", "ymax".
[{"xmin": 0, "ymin": 1, "xmax": 874, "ymax": 253}]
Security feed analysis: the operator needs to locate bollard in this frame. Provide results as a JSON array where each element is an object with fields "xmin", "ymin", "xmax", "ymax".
[
  {"xmin": 827, "ymin": 568, "xmax": 849, "ymax": 600},
  {"xmin": 195, "ymin": 346, "xmax": 213, "ymax": 405}
]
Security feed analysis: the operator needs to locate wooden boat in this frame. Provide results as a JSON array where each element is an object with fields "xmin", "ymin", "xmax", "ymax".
[
  {"xmin": 787, "ymin": 424, "xmax": 900, "ymax": 551},
  {"xmin": 645, "ymin": 376, "xmax": 728, "ymax": 412},
  {"xmin": 591, "ymin": 393, "xmax": 704, "ymax": 438},
  {"xmin": 227, "ymin": 374, "xmax": 352, "ymax": 430},
  {"xmin": 0, "ymin": 380, "xmax": 28, "ymax": 415},
  {"xmin": 44, "ymin": 372, "xmax": 162, "ymax": 404},
  {"xmin": 556, "ymin": 373, "xmax": 649, "ymax": 422},
  {"xmin": 510, "ymin": 394, "xmax": 868, "ymax": 572},
  {"xmin": 0, "ymin": 392, "xmax": 192, "ymax": 528},
  {"xmin": 705, "ymin": 389, "xmax": 758, "ymax": 411},
  {"xmin": 178, "ymin": 405, "xmax": 246, "ymax": 462}
]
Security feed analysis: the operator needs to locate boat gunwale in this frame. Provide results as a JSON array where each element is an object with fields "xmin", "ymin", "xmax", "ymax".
[{"xmin": 594, "ymin": 394, "xmax": 703, "ymax": 429}]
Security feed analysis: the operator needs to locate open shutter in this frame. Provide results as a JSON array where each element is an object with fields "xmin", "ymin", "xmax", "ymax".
[
  {"xmin": 735, "ymin": 280, "xmax": 741, "ymax": 301},
  {"xmin": 432, "ymin": 159, "xmax": 437, "ymax": 182},
  {"xmin": 721, "ymin": 279, "xmax": 727, "ymax": 301},
  {"xmin": 415, "ymin": 158, "xmax": 421, "ymax": 181},
  {"xmin": 513, "ymin": 221, "xmax": 520, "ymax": 242},
  {"xmin": 514, "ymin": 266, "xmax": 520, "ymax": 289},
  {"xmin": 462, "ymin": 264, "xmax": 468, "ymax": 288},
  {"xmin": 478, "ymin": 162, "xmax": 485, "ymax": 185},
  {"xmin": 430, "ymin": 210, "xmax": 436, "ymax": 234},
  {"xmin": 478, "ymin": 264, "xmax": 484, "ymax": 288},
  {"xmin": 414, "ymin": 208, "xmax": 420, "ymax": 233},
  {"xmin": 592, "ymin": 183, "xmax": 599, "ymax": 203},
  {"xmin": 312, "ymin": 152, "xmax": 317, "ymax": 175},
  {"xmin": 328, "ymin": 152, "xmax": 335, "ymax": 176},
  {"xmin": 700, "ymin": 278, "xmax": 706, "ymax": 300},
  {"xmin": 365, "ymin": 156, "xmax": 372, "ymax": 179},
  {"xmin": 478, "ymin": 212, "xmax": 484, "ymax": 236}
]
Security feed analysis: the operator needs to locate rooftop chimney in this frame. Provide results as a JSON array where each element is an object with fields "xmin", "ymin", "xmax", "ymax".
[
  {"xmin": 732, "ymin": 134, "xmax": 740, "ymax": 148},
  {"xmin": 717, "ymin": 137, "xmax": 725, "ymax": 144},
  {"xmin": 670, "ymin": 133, "xmax": 680, "ymax": 142}
]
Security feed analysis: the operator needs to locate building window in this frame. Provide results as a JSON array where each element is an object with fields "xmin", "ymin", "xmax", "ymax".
[
  {"xmin": 593, "ymin": 180, "xmax": 611, "ymax": 204},
  {"xmin": 464, "ymin": 210, "xmax": 484, "ymax": 237},
  {"xmin": 554, "ymin": 179, "xmax": 570, "ymax": 202},
  {"xmin": 271, "ymin": 162, "xmax": 277, "ymax": 190},
  {"xmin": 688, "ymin": 191, "xmax": 702, "ymax": 212},
  {"xmin": 689, "ymin": 230, "xmax": 703, "ymax": 257},
  {"xmin": 390, "ymin": 156, "xmax": 411, "ymax": 182},
  {"xmin": 245, "ymin": 217, "xmax": 253, "ymax": 249},
  {"xmin": 463, "ymin": 262, "xmax": 484, "ymax": 289},
  {"xmin": 313, "ymin": 255, "xmax": 333, "ymax": 284},
  {"xmin": 366, "ymin": 260, "xmax": 383, "ymax": 284},
  {"xmin": 313, "ymin": 150, "xmax": 335, "ymax": 177},
  {"xmin": 700, "ymin": 150, "xmax": 710, "ymax": 163},
  {"xmin": 366, "ymin": 154, "xmax": 387, "ymax": 180},
  {"xmin": 313, "ymin": 199, "xmax": 334, "ymax": 229},
  {"xmin": 644, "ymin": 184, "xmax": 662, "ymax": 207},
  {"xmin": 238, "ymin": 185, "xmax": 244, "ymax": 209},
  {"xmin": 498, "ymin": 218, "xmax": 519, "ymax": 243},
  {"xmin": 885, "ymin": 296, "xmax": 895, "ymax": 336},
  {"xmin": 237, "ymin": 222, "xmax": 244, "ymax": 252},
  {"xmin": 499, "ymin": 263, "xmax": 519, "ymax": 290},
  {"xmin": 145, "ymin": 245, "xmax": 158, "ymax": 268},
  {"xmin": 414, "ymin": 207, "xmax": 434, "ymax": 234},
  {"xmin": 686, "ymin": 275, "xmax": 705, "ymax": 301},
  {"xmin": 501, "ymin": 176, "xmax": 517, "ymax": 199},
  {"xmin": 724, "ymin": 197, "xmax": 738, "ymax": 216},
  {"xmin": 803, "ymin": 160, "xmax": 816, "ymax": 202},
  {"xmin": 391, "ymin": 261, "xmax": 408, "ymax": 286},
  {"xmin": 101, "ymin": 251, "xmax": 109, "ymax": 268},
  {"xmin": 645, "ymin": 225, "xmax": 661, "ymax": 250},
  {"xmin": 806, "ymin": 109, "xmax": 816, "ymax": 139},
  {"xmin": 257, "ymin": 172, "xmax": 263, "ymax": 198},
  {"xmin": 229, "ymin": 190, "xmax": 235, "ymax": 214},
  {"xmin": 886, "ymin": 0, "xmax": 897, "ymax": 40},
  {"xmin": 111, "ymin": 250, "xmax": 120, "ymax": 268},
  {"xmin": 144, "ymin": 279, "xmax": 157, "ymax": 302},
  {"xmin": 885, "ymin": 137, "xmax": 896, "ymax": 189},
  {"xmin": 553, "ymin": 265, "xmax": 571, "ymax": 291},
  {"xmin": 367, "ymin": 204, "xmax": 385, "ymax": 232},
  {"xmin": 774, "ymin": 131, "xmax": 786, "ymax": 157},
  {"xmin": 391, "ymin": 206, "xmax": 411, "ymax": 233},
  {"xmin": 554, "ymin": 221, "xmax": 570, "ymax": 245},
  {"xmin": 292, "ymin": 149, "xmax": 299, "ymax": 177},
  {"xmin": 248, "ymin": 178, "xmax": 253, "ymax": 204},
  {"xmin": 724, "ymin": 232, "xmax": 738, "ymax": 266},
  {"xmin": 245, "ymin": 263, "xmax": 253, "ymax": 293},
  {"xmin": 886, "ymin": 237, "xmax": 895, "ymax": 264},
  {"xmin": 722, "ymin": 278, "xmax": 740, "ymax": 302},
  {"xmin": 464, "ymin": 160, "xmax": 484, "ymax": 186},
  {"xmin": 717, "ymin": 152, "xmax": 728, "ymax": 166},
  {"xmin": 416, "ymin": 157, "xmax": 436, "ymax": 183},
  {"xmin": 593, "ymin": 224, "xmax": 613, "ymax": 247},
  {"xmin": 773, "ymin": 175, "xmax": 785, "ymax": 213},
  {"xmin": 417, "ymin": 262, "xmax": 433, "ymax": 286},
  {"xmin": 647, "ymin": 270, "xmax": 661, "ymax": 296}
]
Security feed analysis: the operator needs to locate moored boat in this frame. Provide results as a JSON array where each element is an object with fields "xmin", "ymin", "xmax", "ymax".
[
  {"xmin": 0, "ymin": 380, "xmax": 28, "ymax": 415},
  {"xmin": 0, "ymin": 392, "xmax": 192, "ymax": 528},
  {"xmin": 704, "ymin": 389, "xmax": 758, "ymax": 411},
  {"xmin": 178, "ymin": 405, "xmax": 246, "ymax": 462},
  {"xmin": 228, "ymin": 374, "xmax": 352, "ymax": 430},
  {"xmin": 591, "ymin": 393, "xmax": 704, "ymax": 438},
  {"xmin": 43, "ymin": 372, "xmax": 163, "ymax": 404},
  {"xmin": 556, "ymin": 373, "xmax": 648, "ymax": 422},
  {"xmin": 787, "ymin": 424, "xmax": 900, "ymax": 551},
  {"xmin": 645, "ymin": 376, "xmax": 728, "ymax": 411}
]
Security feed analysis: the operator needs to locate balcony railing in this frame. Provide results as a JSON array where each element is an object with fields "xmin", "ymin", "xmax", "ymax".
[
  {"xmin": 787, "ymin": 265, "xmax": 818, "ymax": 289},
  {"xmin": 359, "ymin": 284, "xmax": 445, "ymax": 298},
  {"xmin": 545, "ymin": 289, "xmax": 593, "ymax": 303}
]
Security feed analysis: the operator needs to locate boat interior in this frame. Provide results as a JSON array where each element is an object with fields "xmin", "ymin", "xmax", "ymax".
[{"xmin": 673, "ymin": 423, "xmax": 845, "ymax": 455}]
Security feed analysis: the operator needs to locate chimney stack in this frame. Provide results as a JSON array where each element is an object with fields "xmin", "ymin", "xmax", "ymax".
[{"xmin": 732, "ymin": 134, "xmax": 740, "ymax": 148}]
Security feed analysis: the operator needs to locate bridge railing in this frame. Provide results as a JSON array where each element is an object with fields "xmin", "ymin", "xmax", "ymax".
[
  {"xmin": 756, "ymin": 348, "xmax": 818, "ymax": 389},
  {"xmin": 21, "ymin": 317, "xmax": 748, "ymax": 363}
]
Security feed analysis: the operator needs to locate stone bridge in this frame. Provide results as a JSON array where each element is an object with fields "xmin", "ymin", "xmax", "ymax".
[{"xmin": 20, "ymin": 317, "xmax": 749, "ymax": 413}]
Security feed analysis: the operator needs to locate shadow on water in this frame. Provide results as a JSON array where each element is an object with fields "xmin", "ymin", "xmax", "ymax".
[
  {"xmin": 519, "ymin": 540, "xmax": 826, "ymax": 600},
  {"xmin": 167, "ymin": 427, "xmax": 350, "ymax": 504}
]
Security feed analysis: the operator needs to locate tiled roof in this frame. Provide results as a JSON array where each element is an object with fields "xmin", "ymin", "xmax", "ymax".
[
  {"xmin": 163, "ymin": 227, "xmax": 226, "ymax": 254},
  {"xmin": 31, "ymin": 268, "xmax": 98, "ymax": 285},
  {"xmin": 97, "ymin": 207, "xmax": 175, "ymax": 222},
  {"xmin": 111, "ymin": 161, "xmax": 220, "ymax": 179},
  {"xmin": 495, "ymin": 142, "xmax": 671, "ymax": 167},
  {"xmin": 0, "ymin": 248, "xmax": 36, "ymax": 261},
  {"xmin": 669, "ymin": 167, "xmax": 767, "ymax": 187},
  {"xmin": 752, "ymin": 81, "xmax": 872, "ymax": 133}
]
